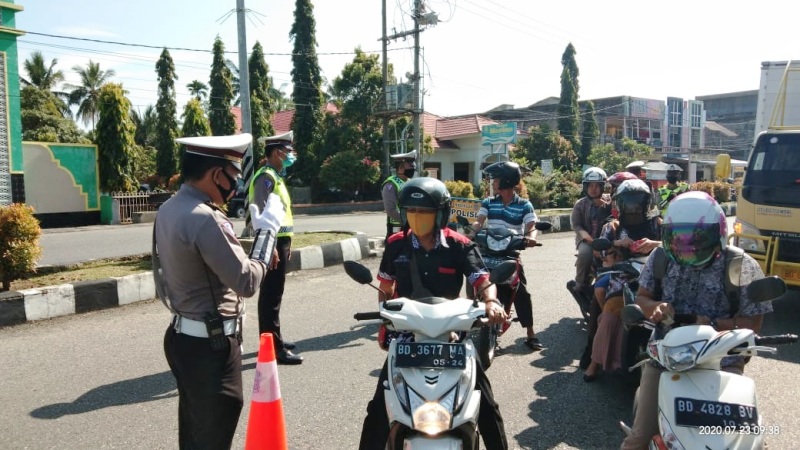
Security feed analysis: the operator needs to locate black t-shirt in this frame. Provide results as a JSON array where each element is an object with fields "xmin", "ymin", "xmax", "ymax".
[{"xmin": 378, "ymin": 228, "xmax": 489, "ymax": 299}]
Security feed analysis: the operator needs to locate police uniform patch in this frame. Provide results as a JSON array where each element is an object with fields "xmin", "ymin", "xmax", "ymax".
[{"xmin": 221, "ymin": 221, "xmax": 237, "ymax": 240}]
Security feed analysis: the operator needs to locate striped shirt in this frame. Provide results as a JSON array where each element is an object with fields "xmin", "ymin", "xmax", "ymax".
[{"xmin": 478, "ymin": 194, "xmax": 537, "ymax": 234}]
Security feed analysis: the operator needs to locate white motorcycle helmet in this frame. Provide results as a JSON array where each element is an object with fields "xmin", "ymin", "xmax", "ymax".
[
  {"xmin": 661, "ymin": 191, "xmax": 727, "ymax": 267},
  {"xmin": 581, "ymin": 167, "xmax": 608, "ymax": 193}
]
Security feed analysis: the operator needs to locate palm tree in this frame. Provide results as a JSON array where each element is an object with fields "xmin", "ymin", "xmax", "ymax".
[
  {"xmin": 23, "ymin": 51, "xmax": 71, "ymax": 117},
  {"xmin": 65, "ymin": 60, "xmax": 116, "ymax": 130},
  {"xmin": 186, "ymin": 80, "xmax": 209, "ymax": 100}
]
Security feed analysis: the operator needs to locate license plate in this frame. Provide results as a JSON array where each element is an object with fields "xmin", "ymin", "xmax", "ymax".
[
  {"xmin": 394, "ymin": 343, "xmax": 466, "ymax": 369},
  {"xmin": 483, "ymin": 256, "xmax": 506, "ymax": 269},
  {"xmin": 674, "ymin": 397, "xmax": 758, "ymax": 428}
]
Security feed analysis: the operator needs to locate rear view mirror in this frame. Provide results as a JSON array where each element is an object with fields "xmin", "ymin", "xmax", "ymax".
[
  {"xmin": 343, "ymin": 261, "xmax": 373, "ymax": 285},
  {"xmin": 592, "ymin": 238, "xmax": 613, "ymax": 252},
  {"xmin": 489, "ymin": 260, "xmax": 517, "ymax": 284},
  {"xmin": 746, "ymin": 276, "xmax": 786, "ymax": 303},
  {"xmin": 622, "ymin": 304, "xmax": 647, "ymax": 328},
  {"xmin": 535, "ymin": 221, "xmax": 553, "ymax": 231}
]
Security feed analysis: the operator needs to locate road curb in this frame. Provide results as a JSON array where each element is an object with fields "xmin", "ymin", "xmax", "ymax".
[{"xmin": 0, "ymin": 232, "xmax": 374, "ymax": 328}]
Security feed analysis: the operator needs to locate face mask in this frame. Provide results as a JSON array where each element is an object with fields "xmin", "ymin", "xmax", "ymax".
[
  {"xmin": 406, "ymin": 210, "xmax": 437, "ymax": 237},
  {"xmin": 282, "ymin": 152, "xmax": 297, "ymax": 169},
  {"xmin": 403, "ymin": 168, "xmax": 416, "ymax": 178},
  {"xmin": 667, "ymin": 176, "xmax": 679, "ymax": 184},
  {"xmin": 215, "ymin": 168, "xmax": 240, "ymax": 202}
]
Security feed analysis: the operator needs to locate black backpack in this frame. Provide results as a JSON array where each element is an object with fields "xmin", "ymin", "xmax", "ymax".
[{"xmin": 651, "ymin": 245, "xmax": 746, "ymax": 316}]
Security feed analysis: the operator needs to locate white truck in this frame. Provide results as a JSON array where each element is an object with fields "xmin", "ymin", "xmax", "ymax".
[{"xmin": 732, "ymin": 60, "xmax": 800, "ymax": 287}]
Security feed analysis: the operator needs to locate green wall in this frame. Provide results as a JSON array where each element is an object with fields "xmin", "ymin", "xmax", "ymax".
[{"xmin": 48, "ymin": 144, "xmax": 100, "ymax": 209}]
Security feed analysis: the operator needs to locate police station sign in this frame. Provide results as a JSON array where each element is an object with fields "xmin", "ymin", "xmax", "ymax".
[
  {"xmin": 448, "ymin": 197, "xmax": 482, "ymax": 225},
  {"xmin": 481, "ymin": 123, "xmax": 517, "ymax": 148}
]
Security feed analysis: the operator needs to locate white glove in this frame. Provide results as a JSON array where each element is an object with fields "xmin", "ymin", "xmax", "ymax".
[{"xmin": 250, "ymin": 193, "xmax": 286, "ymax": 235}]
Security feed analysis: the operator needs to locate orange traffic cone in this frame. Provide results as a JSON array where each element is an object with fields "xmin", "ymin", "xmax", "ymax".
[{"xmin": 245, "ymin": 333, "xmax": 288, "ymax": 450}]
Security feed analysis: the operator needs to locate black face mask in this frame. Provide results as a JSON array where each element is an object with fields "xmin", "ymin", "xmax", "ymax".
[
  {"xmin": 403, "ymin": 168, "xmax": 416, "ymax": 178},
  {"xmin": 667, "ymin": 176, "xmax": 679, "ymax": 184},
  {"xmin": 215, "ymin": 168, "xmax": 239, "ymax": 202}
]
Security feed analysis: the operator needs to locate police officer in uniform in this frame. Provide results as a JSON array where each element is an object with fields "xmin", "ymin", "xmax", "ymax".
[
  {"xmin": 381, "ymin": 150, "xmax": 417, "ymax": 242},
  {"xmin": 249, "ymin": 131, "xmax": 303, "ymax": 364},
  {"xmin": 657, "ymin": 163, "xmax": 689, "ymax": 216},
  {"xmin": 154, "ymin": 133, "xmax": 284, "ymax": 449}
]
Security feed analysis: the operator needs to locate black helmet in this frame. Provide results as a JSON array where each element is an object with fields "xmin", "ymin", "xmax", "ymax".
[
  {"xmin": 484, "ymin": 161, "xmax": 521, "ymax": 190},
  {"xmin": 398, "ymin": 177, "xmax": 452, "ymax": 229}
]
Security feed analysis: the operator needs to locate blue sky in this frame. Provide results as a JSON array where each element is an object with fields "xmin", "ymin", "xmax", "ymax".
[{"xmin": 14, "ymin": 0, "xmax": 800, "ymax": 118}]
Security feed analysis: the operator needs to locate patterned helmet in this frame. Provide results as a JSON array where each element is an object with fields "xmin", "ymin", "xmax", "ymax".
[
  {"xmin": 582, "ymin": 167, "xmax": 607, "ymax": 187},
  {"xmin": 613, "ymin": 178, "xmax": 652, "ymax": 214},
  {"xmin": 607, "ymin": 172, "xmax": 639, "ymax": 193},
  {"xmin": 661, "ymin": 191, "xmax": 727, "ymax": 266}
]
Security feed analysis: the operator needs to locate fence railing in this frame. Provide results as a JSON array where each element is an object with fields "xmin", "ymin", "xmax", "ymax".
[{"xmin": 109, "ymin": 191, "xmax": 173, "ymax": 223}]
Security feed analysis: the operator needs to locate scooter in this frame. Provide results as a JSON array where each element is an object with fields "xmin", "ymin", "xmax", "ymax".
[
  {"xmin": 346, "ymin": 259, "xmax": 516, "ymax": 449},
  {"xmin": 620, "ymin": 276, "xmax": 796, "ymax": 449},
  {"xmin": 456, "ymin": 216, "xmax": 552, "ymax": 370}
]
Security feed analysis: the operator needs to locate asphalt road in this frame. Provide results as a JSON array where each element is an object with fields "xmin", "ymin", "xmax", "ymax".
[
  {"xmin": 38, "ymin": 212, "xmax": 389, "ymax": 267},
  {"xmin": 3, "ymin": 230, "xmax": 799, "ymax": 449}
]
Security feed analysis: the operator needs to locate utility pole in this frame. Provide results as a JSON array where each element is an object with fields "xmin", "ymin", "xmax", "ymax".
[
  {"xmin": 381, "ymin": 0, "xmax": 390, "ymax": 178},
  {"xmin": 412, "ymin": 0, "xmax": 422, "ymax": 172},
  {"xmin": 236, "ymin": 0, "xmax": 254, "ymax": 237}
]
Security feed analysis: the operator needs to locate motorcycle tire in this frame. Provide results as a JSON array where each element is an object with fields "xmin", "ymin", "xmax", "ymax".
[
  {"xmin": 477, "ymin": 325, "xmax": 498, "ymax": 370},
  {"xmin": 567, "ymin": 280, "xmax": 592, "ymax": 322}
]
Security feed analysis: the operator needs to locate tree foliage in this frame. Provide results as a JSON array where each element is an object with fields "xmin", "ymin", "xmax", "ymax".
[
  {"xmin": 131, "ymin": 105, "xmax": 157, "ymax": 149},
  {"xmin": 317, "ymin": 151, "xmax": 381, "ymax": 196},
  {"xmin": 20, "ymin": 86, "xmax": 89, "ymax": 143},
  {"xmin": 249, "ymin": 41, "xmax": 275, "ymax": 162},
  {"xmin": 65, "ymin": 60, "xmax": 116, "ymax": 129},
  {"xmin": 513, "ymin": 124, "xmax": 577, "ymax": 172},
  {"xmin": 586, "ymin": 143, "xmax": 631, "ymax": 174},
  {"xmin": 208, "ymin": 36, "xmax": 236, "ymax": 136},
  {"xmin": 557, "ymin": 43, "xmax": 581, "ymax": 152},
  {"xmin": 22, "ymin": 51, "xmax": 70, "ymax": 117},
  {"xmin": 289, "ymin": 0, "xmax": 324, "ymax": 185},
  {"xmin": 95, "ymin": 83, "xmax": 136, "ymax": 192},
  {"xmin": 579, "ymin": 100, "xmax": 599, "ymax": 165},
  {"xmin": 186, "ymin": 80, "xmax": 209, "ymax": 100},
  {"xmin": 154, "ymin": 48, "xmax": 179, "ymax": 179},
  {"xmin": 0, "ymin": 204, "xmax": 42, "ymax": 291},
  {"xmin": 181, "ymin": 98, "xmax": 211, "ymax": 138}
]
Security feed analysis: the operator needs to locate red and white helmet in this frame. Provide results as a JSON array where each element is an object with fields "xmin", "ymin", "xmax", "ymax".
[{"xmin": 661, "ymin": 191, "xmax": 727, "ymax": 266}]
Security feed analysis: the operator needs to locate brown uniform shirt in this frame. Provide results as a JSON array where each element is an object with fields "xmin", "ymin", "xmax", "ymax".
[{"xmin": 155, "ymin": 184, "xmax": 267, "ymax": 320}]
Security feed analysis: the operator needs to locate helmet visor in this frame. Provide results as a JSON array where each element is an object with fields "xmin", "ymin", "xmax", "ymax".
[
  {"xmin": 662, "ymin": 223, "xmax": 720, "ymax": 266},
  {"xmin": 616, "ymin": 192, "xmax": 649, "ymax": 214}
]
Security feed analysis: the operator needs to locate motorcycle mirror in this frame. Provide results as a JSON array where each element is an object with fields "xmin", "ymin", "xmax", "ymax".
[
  {"xmin": 622, "ymin": 304, "xmax": 647, "ymax": 328},
  {"xmin": 488, "ymin": 260, "xmax": 517, "ymax": 284},
  {"xmin": 534, "ymin": 221, "xmax": 553, "ymax": 231},
  {"xmin": 746, "ymin": 276, "xmax": 786, "ymax": 303},
  {"xmin": 456, "ymin": 215, "xmax": 471, "ymax": 227},
  {"xmin": 343, "ymin": 261, "xmax": 373, "ymax": 285},
  {"xmin": 592, "ymin": 238, "xmax": 613, "ymax": 251}
]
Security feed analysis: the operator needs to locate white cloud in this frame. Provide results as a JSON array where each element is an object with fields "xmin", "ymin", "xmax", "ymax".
[{"xmin": 53, "ymin": 26, "xmax": 119, "ymax": 39}]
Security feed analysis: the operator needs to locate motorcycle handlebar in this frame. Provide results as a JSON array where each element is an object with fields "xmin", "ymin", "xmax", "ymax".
[
  {"xmin": 354, "ymin": 312, "xmax": 382, "ymax": 321},
  {"xmin": 755, "ymin": 334, "xmax": 799, "ymax": 346}
]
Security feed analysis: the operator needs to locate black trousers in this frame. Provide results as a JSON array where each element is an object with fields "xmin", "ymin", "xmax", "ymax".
[
  {"xmin": 163, "ymin": 327, "xmax": 243, "ymax": 450},
  {"xmin": 359, "ymin": 360, "xmax": 508, "ymax": 450},
  {"xmin": 498, "ymin": 264, "xmax": 534, "ymax": 329},
  {"xmin": 258, "ymin": 236, "xmax": 291, "ymax": 350}
]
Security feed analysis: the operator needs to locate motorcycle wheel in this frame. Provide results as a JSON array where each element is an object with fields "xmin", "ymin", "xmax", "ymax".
[
  {"xmin": 567, "ymin": 280, "xmax": 592, "ymax": 322},
  {"xmin": 477, "ymin": 325, "xmax": 498, "ymax": 370}
]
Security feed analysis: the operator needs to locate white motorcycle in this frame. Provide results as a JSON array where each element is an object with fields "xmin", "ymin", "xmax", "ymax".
[
  {"xmin": 620, "ymin": 276, "xmax": 796, "ymax": 449},
  {"xmin": 345, "ymin": 260, "xmax": 515, "ymax": 449}
]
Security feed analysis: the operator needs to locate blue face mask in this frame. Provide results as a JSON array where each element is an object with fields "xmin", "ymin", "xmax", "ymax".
[{"xmin": 282, "ymin": 152, "xmax": 297, "ymax": 169}]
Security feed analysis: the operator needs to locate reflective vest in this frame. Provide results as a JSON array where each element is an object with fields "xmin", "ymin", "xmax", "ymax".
[
  {"xmin": 249, "ymin": 165, "xmax": 293, "ymax": 237},
  {"xmin": 658, "ymin": 183, "xmax": 689, "ymax": 215},
  {"xmin": 382, "ymin": 175, "xmax": 405, "ymax": 226}
]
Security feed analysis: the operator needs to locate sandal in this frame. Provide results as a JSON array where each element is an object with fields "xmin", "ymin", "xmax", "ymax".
[{"xmin": 525, "ymin": 337, "xmax": 544, "ymax": 351}]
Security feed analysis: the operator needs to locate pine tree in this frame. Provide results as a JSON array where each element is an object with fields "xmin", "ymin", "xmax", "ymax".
[
  {"xmin": 289, "ymin": 0, "xmax": 324, "ymax": 185},
  {"xmin": 579, "ymin": 100, "xmax": 599, "ymax": 166},
  {"xmin": 249, "ymin": 41, "xmax": 275, "ymax": 162},
  {"xmin": 557, "ymin": 43, "xmax": 581, "ymax": 161},
  {"xmin": 96, "ymin": 83, "xmax": 137, "ymax": 192},
  {"xmin": 208, "ymin": 36, "xmax": 236, "ymax": 136},
  {"xmin": 155, "ymin": 48, "xmax": 179, "ymax": 179}
]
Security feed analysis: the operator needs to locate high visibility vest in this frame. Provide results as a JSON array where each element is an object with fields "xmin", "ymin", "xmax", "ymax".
[
  {"xmin": 382, "ymin": 175, "xmax": 405, "ymax": 226},
  {"xmin": 658, "ymin": 183, "xmax": 689, "ymax": 215},
  {"xmin": 249, "ymin": 166, "xmax": 294, "ymax": 237}
]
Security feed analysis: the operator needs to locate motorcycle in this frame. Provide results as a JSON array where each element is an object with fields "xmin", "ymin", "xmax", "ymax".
[
  {"xmin": 345, "ymin": 259, "xmax": 516, "ymax": 449},
  {"xmin": 619, "ymin": 276, "xmax": 796, "ymax": 449},
  {"xmin": 456, "ymin": 216, "xmax": 552, "ymax": 370}
]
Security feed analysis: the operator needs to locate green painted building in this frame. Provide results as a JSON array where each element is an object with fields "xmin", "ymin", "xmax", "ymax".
[{"xmin": 0, "ymin": 0, "xmax": 24, "ymax": 205}]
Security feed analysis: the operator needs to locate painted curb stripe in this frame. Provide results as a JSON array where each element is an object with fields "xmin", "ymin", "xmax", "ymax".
[{"xmin": 73, "ymin": 278, "xmax": 119, "ymax": 313}]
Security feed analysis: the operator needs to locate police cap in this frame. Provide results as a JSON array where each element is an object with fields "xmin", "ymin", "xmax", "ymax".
[{"xmin": 176, "ymin": 133, "xmax": 251, "ymax": 171}]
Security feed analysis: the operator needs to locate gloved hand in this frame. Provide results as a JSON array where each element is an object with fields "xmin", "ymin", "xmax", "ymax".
[{"xmin": 249, "ymin": 193, "xmax": 285, "ymax": 235}]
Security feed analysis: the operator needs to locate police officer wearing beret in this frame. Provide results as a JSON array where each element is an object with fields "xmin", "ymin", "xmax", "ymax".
[
  {"xmin": 381, "ymin": 150, "xmax": 417, "ymax": 243},
  {"xmin": 154, "ymin": 133, "xmax": 284, "ymax": 449}
]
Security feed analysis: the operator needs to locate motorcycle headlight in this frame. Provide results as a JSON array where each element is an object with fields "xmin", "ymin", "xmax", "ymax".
[
  {"xmin": 390, "ymin": 356, "xmax": 409, "ymax": 411},
  {"xmin": 663, "ymin": 340, "xmax": 706, "ymax": 372},
  {"xmin": 487, "ymin": 235, "xmax": 512, "ymax": 251},
  {"xmin": 408, "ymin": 387, "xmax": 454, "ymax": 436},
  {"xmin": 733, "ymin": 219, "xmax": 765, "ymax": 253},
  {"xmin": 658, "ymin": 410, "xmax": 686, "ymax": 450}
]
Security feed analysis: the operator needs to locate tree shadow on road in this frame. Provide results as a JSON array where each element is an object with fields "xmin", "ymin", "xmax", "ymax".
[{"xmin": 30, "ymin": 371, "xmax": 177, "ymax": 419}]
